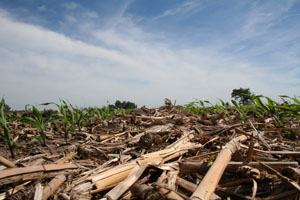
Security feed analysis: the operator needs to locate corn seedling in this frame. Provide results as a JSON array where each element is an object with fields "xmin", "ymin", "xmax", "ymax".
[
  {"xmin": 215, "ymin": 98, "xmax": 231, "ymax": 118},
  {"xmin": 202, "ymin": 100, "xmax": 215, "ymax": 114},
  {"xmin": 231, "ymin": 100, "xmax": 248, "ymax": 123},
  {"xmin": 95, "ymin": 107, "xmax": 112, "ymax": 120},
  {"xmin": 42, "ymin": 99, "xmax": 75, "ymax": 139},
  {"xmin": 181, "ymin": 99, "xmax": 228, "ymax": 115},
  {"xmin": 185, "ymin": 101, "xmax": 201, "ymax": 115},
  {"xmin": 18, "ymin": 105, "xmax": 51, "ymax": 146},
  {"xmin": 113, "ymin": 108, "xmax": 131, "ymax": 115},
  {"xmin": 0, "ymin": 97, "xmax": 15, "ymax": 158},
  {"xmin": 277, "ymin": 95, "xmax": 300, "ymax": 119},
  {"xmin": 253, "ymin": 96, "xmax": 285, "ymax": 125},
  {"xmin": 73, "ymin": 108, "xmax": 88, "ymax": 131},
  {"xmin": 81, "ymin": 107, "xmax": 98, "ymax": 133},
  {"xmin": 87, "ymin": 107, "xmax": 98, "ymax": 123}
]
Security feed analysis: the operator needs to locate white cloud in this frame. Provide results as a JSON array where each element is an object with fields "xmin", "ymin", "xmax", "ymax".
[
  {"xmin": 37, "ymin": 5, "xmax": 46, "ymax": 12},
  {"xmin": 84, "ymin": 11, "xmax": 99, "ymax": 19},
  {"xmin": 64, "ymin": 14, "xmax": 77, "ymax": 23},
  {"xmin": 62, "ymin": 2, "xmax": 79, "ymax": 10},
  {"xmin": 240, "ymin": 1, "xmax": 296, "ymax": 40},
  {"xmin": 153, "ymin": 0, "xmax": 202, "ymax": 20},
  {"xmin": 0, "ymin": 7, "xmax": 299, "ymax": 110}
]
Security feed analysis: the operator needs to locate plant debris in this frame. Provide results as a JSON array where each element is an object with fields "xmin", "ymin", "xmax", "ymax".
[{"xmin": 1, "ymin": 98, "xmax": 300, "ymax": 200}]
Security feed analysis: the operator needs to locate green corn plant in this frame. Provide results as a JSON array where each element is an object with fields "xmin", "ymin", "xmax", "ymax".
[
  {"xmin": 231, "ymin": 100, "xmax": 248, "ymax": 123},
  {"xmin": 203, "ymin": 100, "xmax": 214, "ymax": 113},
  {"xmin": 253, "ymin": 95, "xmax": 284, "ymax": 125},
  {"xmin": 253, "ymin": 95, "xmax": 268, "ymax": 113},
  {"xmin": 95, "ymin": 107, "xmax": 112, "ymax": 120},
  {"xmin": 95, "ymin": 108, "xmax": 102, "ymax": 120},
  {"xmin": 81, "ymin": 107, "xmax": 97, "ymax": 133},
  {"xmin": 175, "ymin": 105, "xmax": 185, "ymax": 112},
  {"xmin": 63, "ymin": 100, "xmax": 76, "ymax": 131},
  {"xmin": 185, "ymin": 101, "xmax": 201, "ymax": 115},
  {"xmin": 214, "ymin": 99, "xmax": 224, "ymax": 112},
  {"xmin": 216, "ymin": 98, "xmax": 231, "ymax": 118},
  {"xmin": 73, "ymin": 107, "xmax": 88, "ymax": 131},
  {"xmin": 59, "ymin": 100, "xmax": 75, "ymax": 138},
  {"xmin": 276, "ymin": 96, "xmax": 300, "ymax": 120},
  {"xmin": 69, "ymin": 103, "xmax": 91, "ymax": 131},
  {"xmin": 0, "ymin": 97, "xmax": 15, "ymax": 158},
  {"xmin": 245, "ymin": 103, "xmax": 264, "ymax": 118},
  {"xmin": 204, "ymin": 100, "xmax": 213, "ymax": 107},
  {"xmin": 198, "ymin": 100, "xmax": 207, "ymax": 113},
  {"xmin": 88, "ymin": 107, "xmax": 98, "ymax": 123},
  {"xmin": 20, "ymin": 105, "xmax": 50, "ymax": 146},
  {"xmin": 279, "ymin": 95, "xmax": 300, "ymax": 105},
  {"xmin": 266, "ymin": 97, "xmax": 283, "ymax": 124},
  {"xmin": 217, "ymin": 98, "xmax": 226, "ymax": 107},
  {"xmin": 42, "ymin": 99, "xmax": 75, "ymax": 139},
  {"xmin": 182, "ymin": 100, "xmax": 215, "ymax": 115},
  {"xmin": 113, "ymin": 108, "xmax": 130, "ymax": 115}
]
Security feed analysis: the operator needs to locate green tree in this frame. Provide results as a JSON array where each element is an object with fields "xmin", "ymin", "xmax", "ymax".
[
  {"xmin": 231, "ymin": 88, "xmax": 254, "ymax": 105},
  {"xmin": 110, "ymin": 100, "xmax": 137, "ymax": 110},
  {"xmin": 115, "ymin": 100, "xmax": 122, "ymax": 108}
]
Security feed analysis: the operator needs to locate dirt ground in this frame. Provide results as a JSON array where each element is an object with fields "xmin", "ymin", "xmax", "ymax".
[{"xmin": 1, "ymin": 100, "xmax": 300, "ymax": 200}]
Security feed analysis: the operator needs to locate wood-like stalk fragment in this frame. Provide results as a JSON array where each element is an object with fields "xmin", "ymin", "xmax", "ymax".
[
  {"xmin": 246, "ymin": 141, "xmax": 254, "ymax": 163},
  {"xmin": 0, "ymin": 156, "xmax": 16, "ymax": 168},
  {"xmin": 42, "ymin": 174, "xmax": 66, "ymax": 200},
  {"xmin": 91, "ymin": 132, "xmax": 194, "ymax": 193},
  {"xmin": 155, "ymin": 182, "xmax": 186, "ymax": 200},
  {"xmin": 178, "ymin": 161, "xmax": 297, "ymax": 175},
  {"xmin": 0, "ymin": 163, "xmax": 76, "ymax": 186},
  {"xmin": 191, "ymin": 135, "xmax": 248, "ymax": 200},
  {"xmin": 55, "ymin": 152, "xmax": 77, "ymax": 164},
  {"xmin": 179, "ymin": 161, "xmax": 210, "ymax": 174},
  {"xmin": 0, "ymin": 181, "xmax": 31, "ymax": 200},
  {"xmin": 34, "ymin": 183, "xmax": 43, "ymax": 200},
  {"xmin": 176, "ymin": 177, "xmax": 221, "ymax": 200},
  {"xmin": 176, "ymin": 177, "xmax": 197, "ymax": 193},
  {"xmin": 91, "ymin": 143, "xmax": 193, "ymax": 193},
  {"xmin": 104, "ymin": 164, "xmax": 148, "ymax": 200}
]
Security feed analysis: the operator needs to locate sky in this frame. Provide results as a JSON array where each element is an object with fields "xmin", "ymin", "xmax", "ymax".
[{"xmin": 0, "ymin": 0, "xmax": 299, "ymax": 109}]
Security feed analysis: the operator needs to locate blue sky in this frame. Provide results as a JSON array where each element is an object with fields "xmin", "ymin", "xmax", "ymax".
[{"xmin": 0, "ymin": 0, "xmax": 299, "ymax": 109}]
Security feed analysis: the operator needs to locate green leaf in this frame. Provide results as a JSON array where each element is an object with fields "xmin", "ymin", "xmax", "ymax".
[
  {"xmin": 291, "ymin": 97, "xmax": 300, "ymax": 105},
  {"xmin": 217, "ymin": 98, "xmax": 225, "ymax": 106},
  {"xmin": 0, "ymin": 97, "xmax": 15, "ymax": 157},
  {"xmin": 275, "ymin": 105, "xmax": 298, "ymax": 112},
  {"xmin": 279, "ymin": 95, "xmax": 290, "ymax": 98},
  {"xmin": 254, "ymin": 96, "xmax": 268, "ymax": 112},
  {"xmin": 32, "ymin": 105, "xmax": 42, "ymax": 121},
  {"xmin": 204, "ymin": 100, "xmax": 212, "ymax": 105},
  {"xmin": 20, "ymin": 117, "xmax": 39, "ymax": 127},
  {"xmin": 231, "ymin": 100, "xmax": 248, "ymax": 122}
]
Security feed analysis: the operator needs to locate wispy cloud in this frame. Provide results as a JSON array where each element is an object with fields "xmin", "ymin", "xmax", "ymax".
[
  {"xmin": 153, "ymin": 0, "xmax": 202, "ymax": 20},
  {"xmin": 62, "ymin": 2, "xmax": 79, "ymax": 10},
  {"xmin": 84, "ymin": 11, "xmax": 98, "ymax": 18},
  {"xmin": 37, "ymin": 5, "xmax": 46, "ymax": 12},
  {"xmin": 0, "ymin": 1, "xmax": 299, "ymax": 109},
  {"xmin": 240, "ymin": 1, "xmax": 296, "ymax": 40},
  {"xmin": 211, "ymin": 1, "xmax": 300, "ymax": 74}
]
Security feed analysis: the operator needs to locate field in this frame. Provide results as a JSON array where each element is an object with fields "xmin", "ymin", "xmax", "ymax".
[{"xmin": 1, "ymin": 96, "xmax": 300, "ymax": 200}]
